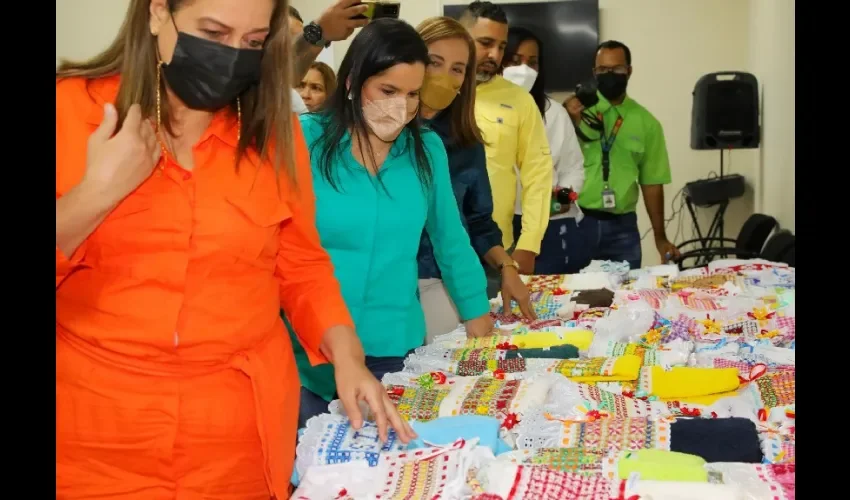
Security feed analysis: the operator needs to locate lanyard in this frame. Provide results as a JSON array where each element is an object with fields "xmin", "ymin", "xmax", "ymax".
[{"xmin": 597, "ymin": 112, "xmax": 624, "ymax": 184}]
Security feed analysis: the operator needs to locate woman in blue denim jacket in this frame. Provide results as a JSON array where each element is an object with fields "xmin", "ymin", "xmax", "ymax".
[{"xmin": 415, "ymin": 17, "xmax": 536, "ymax": 343}]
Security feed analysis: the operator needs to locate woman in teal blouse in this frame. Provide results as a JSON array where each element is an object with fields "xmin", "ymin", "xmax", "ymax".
[{"xmin": 289, "ymin": 19, "xmax": 493, "ymax": 427}]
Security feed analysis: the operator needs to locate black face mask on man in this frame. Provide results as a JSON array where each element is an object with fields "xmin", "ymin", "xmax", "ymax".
[
  {"xmin": 596, "ymin": 72, "xmax": 628, "ymax": 101},
  {"xmin": 161, "ymin": 23, "xmax": 263, "ymax": 111}
]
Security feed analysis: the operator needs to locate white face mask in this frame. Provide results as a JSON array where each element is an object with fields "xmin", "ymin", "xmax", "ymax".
[{"xmin": 502, "ymin": 64, "xmax": 539, "ymax": 93}]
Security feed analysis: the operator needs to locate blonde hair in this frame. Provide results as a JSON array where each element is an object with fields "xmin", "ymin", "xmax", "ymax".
[
  {"xmin": 416, "ymin": 16, "xmax": 485, "ymax": 148},
  {"xmin": 56, "ymin": 0, "xmax": 297, "ymax": 183}
]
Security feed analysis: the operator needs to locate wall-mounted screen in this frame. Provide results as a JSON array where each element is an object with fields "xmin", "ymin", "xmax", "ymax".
[{"xmin": 444, "ymin": 0, "xmax": 599, "ymax": 92}]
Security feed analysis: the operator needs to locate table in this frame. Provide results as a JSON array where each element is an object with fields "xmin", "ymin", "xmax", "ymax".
[{"xmin": 293, "ymin": 258, "xmax": 795, "ymax": 499}]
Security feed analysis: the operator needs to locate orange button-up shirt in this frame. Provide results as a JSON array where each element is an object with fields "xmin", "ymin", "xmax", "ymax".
[{"xmin": 55, "ymin": 75, "xmax": 352, "ymax": 498}]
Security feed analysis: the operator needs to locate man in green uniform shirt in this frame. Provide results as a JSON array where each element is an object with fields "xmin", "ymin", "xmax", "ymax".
[
  {"xmin": 564, "ymin": 40, "xmax": 680, "ymax": 269},
  {"xmin": 460, "ymin": 2, "xmax": 554, "ymax": 276}
]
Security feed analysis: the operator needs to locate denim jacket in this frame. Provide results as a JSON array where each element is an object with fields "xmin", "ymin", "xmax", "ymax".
[{"xmin": 417, "ymin": 111, "xmax": 503, "ymax": 279}]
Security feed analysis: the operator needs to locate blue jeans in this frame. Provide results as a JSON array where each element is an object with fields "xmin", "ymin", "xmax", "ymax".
[
  {"xmin": 514, "ymin": 215, "xmax": 586, "ymax": 275},
  {"xmin": 574, "ymin": 210, "xmax": 642, "ymax": 270},
  {"xmin": 516, "ymin": 211, "xmax": 642, "ymax": 274},
  {"xmin": 298, "ymin": 355, "xmax": 408, "ymax": 429}
]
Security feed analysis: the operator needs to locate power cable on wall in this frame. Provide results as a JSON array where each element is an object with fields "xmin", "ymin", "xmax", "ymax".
[
  {"xmin": 640, "ymin": 184, "xmax": 688, "ymax": 242},
  {"xmin": 640, "ymin": 165, "xmax": 728, "ymax": 244},
  {"xmin": 689, "ymin": 149, "xmax": 734, "ymax": 245},
  {"xmin": 640, "ymin": 150, "xmax": 737, "ymax": 245}
]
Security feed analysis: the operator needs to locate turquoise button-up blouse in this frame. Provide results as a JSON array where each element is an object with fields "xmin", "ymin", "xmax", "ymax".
[{"xmin": 288, "ymin": 113, "xmax": 489, "ymax": 400}]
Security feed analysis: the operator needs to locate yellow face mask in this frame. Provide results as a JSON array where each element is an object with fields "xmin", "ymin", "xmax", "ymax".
[{"xmin": 420, "ymin": 72, "xmax": 461, "ymax": 111}]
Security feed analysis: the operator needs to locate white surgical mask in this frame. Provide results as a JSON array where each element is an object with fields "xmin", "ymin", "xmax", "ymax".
[{"xmin": 502, "ymin": 64, "xmax": 539, "ymax": 93}]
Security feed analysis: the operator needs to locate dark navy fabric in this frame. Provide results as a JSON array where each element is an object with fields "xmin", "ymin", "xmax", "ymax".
[{"xmin": 417, "ymin": 111, "xmax": 503, "ymax": 279}]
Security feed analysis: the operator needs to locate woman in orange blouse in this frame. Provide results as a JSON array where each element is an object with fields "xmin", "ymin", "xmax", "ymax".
[{"xmin": 55, "ymin": 1, "xmax": 413, "ymax": 498}]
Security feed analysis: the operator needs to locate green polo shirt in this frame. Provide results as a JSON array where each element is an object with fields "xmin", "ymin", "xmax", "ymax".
[{"xmin": 576, "ymin": 93, "xmax": 671, "ymax": 214}]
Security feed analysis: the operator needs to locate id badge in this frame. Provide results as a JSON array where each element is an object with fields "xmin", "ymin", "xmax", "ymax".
[{"xmin": 602, "ymin": 186, "xmax": 616, "ymax": 209}]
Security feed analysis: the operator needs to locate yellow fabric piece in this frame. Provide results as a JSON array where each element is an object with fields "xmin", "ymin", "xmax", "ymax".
[
  {"xmin": 512, "ymin": 330, "xmax": 593, "ymax": 351},
  {"xmin": 563, "ymin": 330, "xmax": 594, "ymax": 352},
  {"xmin": 511, "ymin": 330, "xmax": 593, "ymax": 351},
  {"xmin": 463, "ymin": 330, "xmax": 593, "ymax": 351},
  {"xmin": 463, "ymin": 330, "xmax": 594, "ymax": 352},
  {"xmin": 649, "ymin": 366, "xmax": 740, "ymax": 400},
  {"xmin": 513, "ymin": 331, "xmax": 578, "ymax": 349},
  {"xmin": 617, "ymin": 450, "xmax": 708, "ymax": 482},
  {"xmin": 558, "ymin": 354, "xmax": 642, "ymax": 383}
]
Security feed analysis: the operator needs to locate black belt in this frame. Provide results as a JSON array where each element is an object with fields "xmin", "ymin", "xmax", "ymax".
[{"xmin": 579, "ymin": 207, "xmax": 629, "ymax": 220}]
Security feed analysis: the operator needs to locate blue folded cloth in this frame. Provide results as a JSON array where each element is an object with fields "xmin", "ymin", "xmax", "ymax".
[
  {"xmin": 291, "ymin": 428, "xmax": 306, "ymax": 485},
  {"xmin": 409, "ymin": 415, "xmax": 512, "ymax": 455}
]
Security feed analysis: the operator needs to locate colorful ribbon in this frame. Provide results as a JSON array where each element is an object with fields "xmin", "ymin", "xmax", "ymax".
[
  {"xmin": 737, "ymin": 363, "xmax": 767, "ymax": 385},
  {"xmin": 696, "ymin": 337, "xmax": 729, "ymax": 352}
]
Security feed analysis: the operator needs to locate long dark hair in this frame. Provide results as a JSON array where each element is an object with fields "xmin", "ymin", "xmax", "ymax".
[
  {"xmin": 504, "ymin": 26, "xmax": 550, "ymax": 122},
  {"xmin": 313, "ymin": 19, "xmax": 433, "ymax": 192}
]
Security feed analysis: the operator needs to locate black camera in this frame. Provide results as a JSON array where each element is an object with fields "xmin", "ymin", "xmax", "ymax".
[
  {"xmin": 575, "ymin": 79, "xmax": 599, "ymax": 108},
  {"xmin": 571, "ymin": 79, "xmax": 603, "ymax": 141}
]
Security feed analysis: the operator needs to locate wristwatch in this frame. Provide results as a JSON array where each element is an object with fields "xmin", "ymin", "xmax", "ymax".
[
  {"xmin": 303, "ymin": 21, "xmax": 331, "ymax": 48},
  {"xmin": 499, "ymin": 260, "xmax": 520, "ymax": 272}
]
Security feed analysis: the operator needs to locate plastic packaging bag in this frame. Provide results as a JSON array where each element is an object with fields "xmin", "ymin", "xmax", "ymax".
[{"xmin": 591, "ymin": 300, "xmax": 656, "ymax": 347}]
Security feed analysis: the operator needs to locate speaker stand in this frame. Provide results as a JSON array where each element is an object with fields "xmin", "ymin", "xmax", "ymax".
[{"xmin": 684, "ymin": 151, "xmax": 731, "ymax": 267}]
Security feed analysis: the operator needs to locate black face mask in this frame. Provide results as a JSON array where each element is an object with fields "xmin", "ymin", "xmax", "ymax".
[
  {"xmin": 596, "ymin": 72, "xmax": 628, "ymax": 101},
  {"xmin": 162, "ymin": 30, "xmax": 263, "ymax": 111}
]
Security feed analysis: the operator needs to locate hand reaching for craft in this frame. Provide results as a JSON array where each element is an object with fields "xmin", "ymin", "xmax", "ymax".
[
  {"xmin": 334, "ymin": 356, "xmax": 416, "ymax": 444},
  {"xmin": 500, "ymin": 266, "xmax": 536, "ymax": 320},
  {"xmin": 464, "ymin": 314, "xmax": 495, "ymax": 339}
]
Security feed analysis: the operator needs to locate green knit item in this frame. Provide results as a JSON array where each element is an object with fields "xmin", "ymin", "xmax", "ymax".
[{"xmin": 617, "ymin": 450, "xmax": 708, "ymax": 482}]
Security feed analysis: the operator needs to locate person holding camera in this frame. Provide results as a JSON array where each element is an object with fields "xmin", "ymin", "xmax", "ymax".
[{"xmin": 564, "ymin": 40, "xmax": 680, "ymax": 269}]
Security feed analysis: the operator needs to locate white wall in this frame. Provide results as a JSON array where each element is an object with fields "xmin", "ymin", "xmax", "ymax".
[
  {"xmin": 291, "ymin": 0, "xmax": 760, "ymax": 265},
  {"xmin": 748, "ymin": 0, "xmax": 795, "ymax": 232},
  {"xmin": 56, "ymin": 0, "xmax": 132, "ymax": 63},
  {"xmin": 60, "ymin": 0, "xmax": 793, "ymax": 262},
  {"xmin": 595, "ymin": 0, "xmax": 757, "ymax": 265}
]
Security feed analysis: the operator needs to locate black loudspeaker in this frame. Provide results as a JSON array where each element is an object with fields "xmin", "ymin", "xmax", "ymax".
[{"xmin": 690, "ymin": 72, "xmax": 760, "ymax": 150}]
